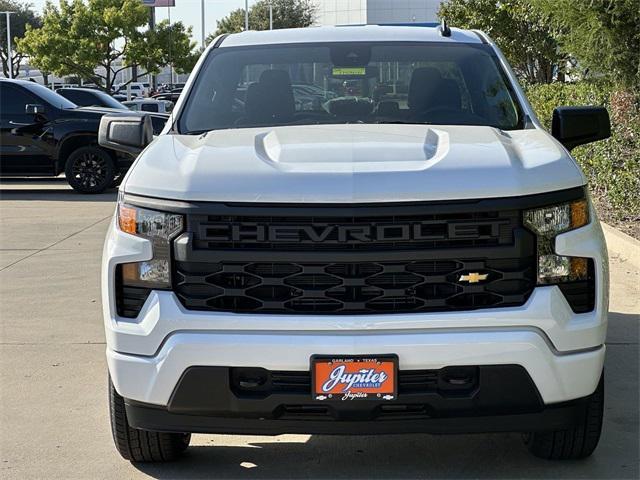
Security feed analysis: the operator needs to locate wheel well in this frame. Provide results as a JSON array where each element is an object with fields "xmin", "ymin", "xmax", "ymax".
[{"xmin": 58, "ymin": 135, "xmax": 116, "ymax": 171}]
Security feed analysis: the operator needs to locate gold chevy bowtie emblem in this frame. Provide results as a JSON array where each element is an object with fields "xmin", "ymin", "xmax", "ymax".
[{"xmin": 459, "ymin": 272, "xmax": 489, "ymax": 283}]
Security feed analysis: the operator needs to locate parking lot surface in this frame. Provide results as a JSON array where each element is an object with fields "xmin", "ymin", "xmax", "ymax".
[{"xmin": 1, "ymin": 179, "xmax": 638, "ymax": 480}]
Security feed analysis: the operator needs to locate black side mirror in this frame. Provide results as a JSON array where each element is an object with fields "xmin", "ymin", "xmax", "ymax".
[
  {"xmin": 552, "ymin": 106, "xmax": 611, "ymax": 150},
  {"xmin": 25, "ymin": 104, "xmax": 46, "ymax": 115},
  {"xmin": 98, "ymin": 113, "xmax": 153, "ymax": 155},
  {"xmin": 147, "ymin": 114, "xmax": 169, "ymax": 135}
]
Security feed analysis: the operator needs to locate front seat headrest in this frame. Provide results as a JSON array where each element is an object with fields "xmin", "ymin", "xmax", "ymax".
[
  {"xmin": 244, "ymin": 69, "xmax": 295, "ymax": 123},
  {"xmin": 408, "ymin": 67, "xmax": 443, "ymax": 112}
]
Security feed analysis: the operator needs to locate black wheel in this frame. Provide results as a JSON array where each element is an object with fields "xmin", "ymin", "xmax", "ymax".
[
  {"xmin": 109, "ymin": 377, "xmax": 190, "ymax": 462},
  {"xmin": 64, "ymin": 146, "xmax": 115, "ymax": 193},
  {"xmin": 523, "ymin": 374, "xmax": 604, "ymax": 460}
]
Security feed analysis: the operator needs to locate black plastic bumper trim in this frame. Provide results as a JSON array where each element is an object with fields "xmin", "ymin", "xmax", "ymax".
[
  {"xmin": 124, "ymin": 397, "xmax": 590, "ymax": 435},
  {"xmin": 122, "ymin": 364, "xmax": 592, "ymax": 435}
]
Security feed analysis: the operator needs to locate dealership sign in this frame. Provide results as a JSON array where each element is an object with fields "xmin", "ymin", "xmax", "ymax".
[{"xmin": 142, "ymin": 0, "xmax": 175, "ymax": 6}]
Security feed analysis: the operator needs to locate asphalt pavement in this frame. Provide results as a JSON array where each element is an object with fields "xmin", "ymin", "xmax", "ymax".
[{"xmin": 1, "ymin": 178, "xmax": 638, "ymax": 480}]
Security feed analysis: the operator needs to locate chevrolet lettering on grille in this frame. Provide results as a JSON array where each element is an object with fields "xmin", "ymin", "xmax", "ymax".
[{"xmin": 202, "ymin": 221, "xmax": 509, "ymax": 244}]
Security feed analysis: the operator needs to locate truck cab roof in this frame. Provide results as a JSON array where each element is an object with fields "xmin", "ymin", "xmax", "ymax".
[{"xmin": 218, "ymin": 24, "xmax": 484, "ymax": 49}]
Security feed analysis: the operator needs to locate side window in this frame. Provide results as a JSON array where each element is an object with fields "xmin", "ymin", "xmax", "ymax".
[
  {"xmin": 0, "ymin": 84, "xmax": 36, "ymax": 116},
  {"xmin": 76, "ymin": 92, "xmax": 95, "ymax": 106},
  {"xmin": 141, "ymin": 103, "xmax": 158, "ymax": 112},
  {"xmin": 62, "ymin": 90, "xmax": 81, "ymax": 104}
]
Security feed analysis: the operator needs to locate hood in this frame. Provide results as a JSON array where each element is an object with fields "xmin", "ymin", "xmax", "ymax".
[
  {"xmin": 62, "ymin": 106, "xmax": 125, "ymax": 120},
  {"xmin": 75, "ymin": 106, "xmax": 126, "ymax": 114},
  {"xmin": 123, "ymin": 124, "xmax": 585, "ymax": 203}
]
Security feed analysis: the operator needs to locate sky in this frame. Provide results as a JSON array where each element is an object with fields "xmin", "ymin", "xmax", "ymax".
[{"xmin": 29, "ymin": 0, "xmax": 260, "ymax": 48}]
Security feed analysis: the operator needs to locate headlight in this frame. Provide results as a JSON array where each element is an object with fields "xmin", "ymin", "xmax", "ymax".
[
  {"xmin": 117, "ymin": 202, "xmax": 183, "ymax": 289},
  {"xmin": 523, "ymin": 199, "xmax": 589, "ymax": 236},
  {"xmin": 524, "ymin": 198, "xmax": 590, "ymax": 284}
]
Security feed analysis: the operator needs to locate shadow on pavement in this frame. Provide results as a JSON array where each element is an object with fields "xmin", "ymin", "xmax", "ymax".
[
  {"xmin": 133, "ymin": 429, "xmax": 637, "ymax": 479},
  {"xmin": 0, "ymin": 178, "xmax": 118, "ymax": 202}
]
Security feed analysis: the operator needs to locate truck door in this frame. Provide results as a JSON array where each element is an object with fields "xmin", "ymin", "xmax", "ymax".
[{"xmin": 0, "ymin": 83, "xmax": 54, "ymax": 176}]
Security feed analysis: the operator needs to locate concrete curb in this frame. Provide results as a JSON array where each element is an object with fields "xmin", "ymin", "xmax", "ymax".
[{"xmin": 602, "ymin": 223, "xmax": 640, "ymax": 269}]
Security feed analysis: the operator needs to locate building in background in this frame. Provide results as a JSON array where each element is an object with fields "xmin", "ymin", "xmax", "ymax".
[
  {"xmin": 313, "ymin": 0, "xmax": 443, "ymax": 26},
  {"xmin": 17, "ymin": 59, "xmax": 187, "ymax": 90}
]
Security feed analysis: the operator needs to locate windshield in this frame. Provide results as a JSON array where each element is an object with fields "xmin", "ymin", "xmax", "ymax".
[
  {"xmin": 27, "ymin": 82, "xmax": 77, "ymax": 110},
  {"xmin": 179, "ymin": 42, "xmax": 524, "ymax": 134},
  {"xmin": 93, "ymin": 90, "xmax": 128, "ymax": 109}
]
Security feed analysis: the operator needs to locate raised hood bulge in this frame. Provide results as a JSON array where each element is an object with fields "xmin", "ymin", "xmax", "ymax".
[{"xmin": 123, "ymin": 124, "xmax": 585, "ymax": 203}]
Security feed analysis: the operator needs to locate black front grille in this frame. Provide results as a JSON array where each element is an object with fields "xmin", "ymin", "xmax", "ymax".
[
  {"xmin": 172, "ymin": 202, "xmax": 537, "ymax": 315},
  {"xmin": 174, "ymin": 258, "xmax": 534, "ymax": 314}
]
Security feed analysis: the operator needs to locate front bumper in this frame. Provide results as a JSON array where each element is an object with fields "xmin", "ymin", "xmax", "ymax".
[
  {"xmin": 103, "ymin": 211, "xmax": 608, "ymax": 431},
  {"xmin": 107, "ymin": 325, "xmax": 605, "ymax": 408},
  {"xmin": 123, "ymin": 365, "xmax": 598, "ymax": 435}
]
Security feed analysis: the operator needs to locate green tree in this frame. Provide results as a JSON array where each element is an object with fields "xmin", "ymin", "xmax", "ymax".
[
  {"xmin": 18, "ymin": 0, "xmax": 198, "ymax": 91},
  {"xmin": 0, "ymin": 0, "xmax": 41, "ymax": 78},
  {"xmin": 438, "ymin": 0, "xmax": 566, "ymax": 84},
  {"xmin": 207, "ymin": 0, "xmax": 316, "ymax": 43},
  {"xmin": 531, "ymin": 0, "xmax": 640, "ymax": 89}
]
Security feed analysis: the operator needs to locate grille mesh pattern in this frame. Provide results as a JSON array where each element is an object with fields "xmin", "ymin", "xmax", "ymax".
[
  {"xmin": 174, "ymin": 258, "xmax": 535, "ymax": 314},
  {"xmin": 174, "ymin": 205, "xmax": 535, "ymax": 315}
]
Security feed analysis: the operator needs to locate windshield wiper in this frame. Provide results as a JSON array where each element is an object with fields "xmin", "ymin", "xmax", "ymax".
[
  {"xmin": 182, "ymin": 130, "xmax": 211, "ymax": 136},
  {"xmin": 375, "ymin": 120, "xmax": 426, "ymax": 125}
]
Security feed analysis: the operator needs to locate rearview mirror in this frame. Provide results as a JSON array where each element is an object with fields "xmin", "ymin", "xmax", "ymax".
[
  {"xmin": 25, "ymin": 104, "xmax": 45, "ymax": 115},
  {"xmin": 552, "ymin": 106, "xmax": 611, "ymax": 150},
  {"xmin": 98, "ymin": 113, "xmax": 153, "ymax": 155}
]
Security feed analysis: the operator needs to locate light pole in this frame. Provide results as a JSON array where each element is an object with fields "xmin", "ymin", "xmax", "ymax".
[
  {"xmin": 200, "ymin": 0, "xmax": 205, "ymax": 48},
  {"xmin": 269, "ymin": 1, "xmax": 273, "ymax": 30},
  {"xmin": 244, "ymin": 0, "xmax": 248, "ymax": 31},
  {"xmin": 1, "ymin": 11, "xmax": 15, "ymax": 79}
]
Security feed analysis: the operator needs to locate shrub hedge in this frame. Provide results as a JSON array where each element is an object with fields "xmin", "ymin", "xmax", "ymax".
[{"xmin": 524, "ymin": 82, "xmax": 639, "ymax": 229}]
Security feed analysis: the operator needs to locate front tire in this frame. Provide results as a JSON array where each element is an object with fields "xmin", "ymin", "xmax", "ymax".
[
  {"xmin": 523, "ymin": 374, "xmax": 604, "ymax": 460},
  {"xmin": 64, "ymin": 146, "xmax": 115, "ymax": 194},
  {"xmin": 109, "ymin": 377, "xmax": 190, "ymax": 462}
]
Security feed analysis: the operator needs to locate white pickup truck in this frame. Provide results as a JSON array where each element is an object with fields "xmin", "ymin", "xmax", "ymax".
[{"xmin": 99, "ymin": 23, "xmax": 611, "ymax": 463}]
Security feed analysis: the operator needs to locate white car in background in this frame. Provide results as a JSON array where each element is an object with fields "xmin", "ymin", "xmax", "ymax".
[
  {"xmin": 113, "ymin": 82, "xmax": 147, "ymax": 99},
  {"xmin": 122, "ymin": 98, "xmax": 173, "ymax": 113}
]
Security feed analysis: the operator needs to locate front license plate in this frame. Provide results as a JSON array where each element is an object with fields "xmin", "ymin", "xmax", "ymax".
[{"xmin": 311, "ymin": 355, "xmax": 397, "ymax": 401}]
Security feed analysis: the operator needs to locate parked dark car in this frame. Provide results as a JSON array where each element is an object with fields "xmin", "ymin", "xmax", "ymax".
[
  {"xmin": 56, "ymin": 87, "xmax": 128, "ymax": 110},
  {"xmin": 151, "ymin": 91, "xmax": 180, "ymax": 103},
  {"xmin": 0, "ymin": 78, "xmax": 141, "ymax": 193}
]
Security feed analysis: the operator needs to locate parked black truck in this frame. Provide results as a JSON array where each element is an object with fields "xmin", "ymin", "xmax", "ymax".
[{"xmin": 0, "ymin": 79, "xmax": 165, "ymax": 193}]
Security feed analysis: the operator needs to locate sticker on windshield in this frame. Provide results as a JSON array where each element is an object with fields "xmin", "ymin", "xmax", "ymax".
[{"xmin": 332, "ymin": 67, "xmax": 366, "ymax": 76}]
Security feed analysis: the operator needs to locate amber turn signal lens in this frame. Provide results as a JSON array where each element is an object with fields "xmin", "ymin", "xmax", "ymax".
[
  {"xmin": 118, "ymin": 205, "xmax": 137, "ymax": 235},
  {"xmin": 570, "ymin": 199, "xmax": 589, "ymax": 230},
  {"xmin": 570, "ymin": 257, "xmax": 589, "ymax": 279},
  {"xmin": 121, "ymin": 262, "xmax": 140, "ymax": 283}
]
